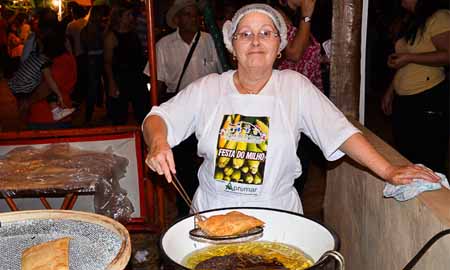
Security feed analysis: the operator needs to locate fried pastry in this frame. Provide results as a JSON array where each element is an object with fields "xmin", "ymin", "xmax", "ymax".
[
  {"xmin": 22, "ymin": 237, "xmax": 71, "ymax": 270},
  {"xmin": 196, "ymin": 211, "xmax": 264, "ymax": 237}
]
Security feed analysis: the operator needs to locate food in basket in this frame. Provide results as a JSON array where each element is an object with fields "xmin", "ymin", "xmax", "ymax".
[
  {"xmin": 21, "ymin": 237, "xmax": 71, "ymax": 270},
  {"xmin": 196, "ymin": 211, "xmax": 264, "ymax": 237}
]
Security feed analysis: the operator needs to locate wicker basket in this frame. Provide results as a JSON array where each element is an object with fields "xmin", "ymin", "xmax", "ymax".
[{"xmin": 0, "ymin": 210, "xmax": 131, "ymax": 270}]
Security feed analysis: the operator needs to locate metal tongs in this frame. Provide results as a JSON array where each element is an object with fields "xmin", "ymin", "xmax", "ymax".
[
  {"xmin": 170, "ymin": 173, "xmax": 264, "ymax": 244},
  {"xmin": 170, "ymin": 173, "xmax": 206, "ymax": 222}
]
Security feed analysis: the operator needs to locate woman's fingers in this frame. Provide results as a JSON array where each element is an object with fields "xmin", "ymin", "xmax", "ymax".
[
  {"xmin": 166, "ymin": 150, "xmax": 176, "ymax": 174},
  {"xmin": 145, "ymin": 148, "xmax": 175, "ymax": 183},
  {"xmin": 145, "ymin": 154, "xmax": 155, "ymax": 171},
  {"xmin": 158, "ymin": 155, "xmax": 173, "ymax": 183},
  {"xmin": 388, "ymin": 165, "xmax": 441, "ymax": 185}
]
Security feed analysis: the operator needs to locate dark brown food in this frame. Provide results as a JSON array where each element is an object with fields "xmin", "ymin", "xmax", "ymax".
[{"xmin": 194, "ymin": 253, "xmax": 289, "ymax": 270}]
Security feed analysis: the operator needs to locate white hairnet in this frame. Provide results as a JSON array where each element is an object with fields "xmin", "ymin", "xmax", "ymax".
[{"xmin": 222, "ymin": 3, "xmax": 288, "ymax": 54}]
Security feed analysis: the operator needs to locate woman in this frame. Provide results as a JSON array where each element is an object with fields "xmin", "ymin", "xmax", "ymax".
[
  {"xmin": 275, "ymin": 0, "xmax": 323, "ymax": 197},
  {"xmin": 143, "ymin": 4, "xmax": 439, "ymax": 214},
  {"xmin": 382, "ymin": 1, "xmax": 449, "ymax": 175},
  {"xmin": 276, "ymin": 0, "xmax": 323, "ymax": 91},
  {"xmin": 26, "ymin": 23, "xmax": 77, "ymax": 130},
  {"xmin": 104, "ymin": 2, "xmax": 149, "ymax": 125}
]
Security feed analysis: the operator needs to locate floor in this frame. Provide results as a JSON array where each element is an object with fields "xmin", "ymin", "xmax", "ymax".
[{"xmin": 0, "ymin": 76, "xmax": 387, "ymax": 269}]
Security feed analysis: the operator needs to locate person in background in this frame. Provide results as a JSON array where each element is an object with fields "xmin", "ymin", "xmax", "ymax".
[
  {"xmin": 104, "ymin": 1, "xmax": 149, "ymax": 125},
  {"xmin": 16, "ymin": 13, "xmax": 31, "ymax": 43},
  {"xmin": 61, "ymin": 1, "xmax": 76, "ymax": 29},
  {"xmin": 143, "ymin": 0, "xmax": 222, "ymax": 102},
  {"xmin": 276, "ymin": 0, "xmax": 323, "ymax": 196},
  {"xmin": 7, "ymin": 21, "xmax": 23, "ymax": 59},
  {"xmin": 277, "ymin": 0, "xmax": 322, "ymax": 91},
  {"xmin": 66, "ymin": 2, "xmax": 88, "ymax": 107},
  {"xmin": 143, "ymin": 0, "xmax": 223, "ymax": 217},
  {"xmin": 0, "ymin": 10, "xmax": 7, "ymax": 77},
  {"xmin": 135, "ymin": 2, "xmax": 148, "ymax": 57},
  {"xmin": 80, "ymin": 5, "xmax": 107, "ymax": 125},
  {"xmin": 5, "ymin": 21, "xmax": 23, "ymax": 78},
  {"xmin": 381, "ymin": 0, "xmax": 449, "ymax": 176},
  {"xmin": 25, "ymin": 22, "xmax": 77, "ymax": 130},
  {"xmin": 8, "ymin": 14, "xmax": 76, "ymax": 124},
  {"xmin": 215, "ymin": 0, "xmax": 239, "ymax": 30},
  {"xmin": 143, "ymin": 4, "xmax": 440, "ymax": 214}
]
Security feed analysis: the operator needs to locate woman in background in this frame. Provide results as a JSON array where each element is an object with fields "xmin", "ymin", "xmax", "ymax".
[
  {"xmin": 104, "ymin": 1, "xmax": 149, "ymax": 125},
  {"xmin": 381, "ymin": 0, "xmax": 449, "ymax": 175}
]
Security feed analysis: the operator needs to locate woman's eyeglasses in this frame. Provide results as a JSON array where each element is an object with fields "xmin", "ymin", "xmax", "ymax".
[{"xmin": 233, "ymin": 30, "xmax": 280, "ymax": 42}]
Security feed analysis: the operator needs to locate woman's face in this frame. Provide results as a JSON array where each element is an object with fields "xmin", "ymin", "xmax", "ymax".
[
  {"xmin": 232, "ymin": 12, "xmax": 280, "ymax": 71},
  {"xmin": 401, "ymin": 0, "xmax": 417, "ymax": 13}
]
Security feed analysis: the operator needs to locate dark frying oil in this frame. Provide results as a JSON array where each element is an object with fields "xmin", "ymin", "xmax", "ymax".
[{"xmin": 182, "ymin": 241, "xmax": 314, "ymax": 269}]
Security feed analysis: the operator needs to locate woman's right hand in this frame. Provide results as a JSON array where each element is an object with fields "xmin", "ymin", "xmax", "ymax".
[{"xmin": 145, "ymin": 138, "xmax": 176, "ymax": 183}]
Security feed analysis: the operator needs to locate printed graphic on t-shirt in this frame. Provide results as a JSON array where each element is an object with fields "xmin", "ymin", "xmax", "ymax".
[{"xmin": 214, "ymin": 114, "xmax": 269, "ymax": 195}]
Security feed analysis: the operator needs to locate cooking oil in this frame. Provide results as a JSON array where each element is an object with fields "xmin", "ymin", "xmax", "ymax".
[{"xmin": 182, "ymin": 240, "xmax": 314, "ymax": 269}]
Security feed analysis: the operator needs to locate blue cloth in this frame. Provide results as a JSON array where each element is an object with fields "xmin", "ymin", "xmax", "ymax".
[{"xmin": 383, "ymin": 172, "xmax": 449, "ymax": 201}]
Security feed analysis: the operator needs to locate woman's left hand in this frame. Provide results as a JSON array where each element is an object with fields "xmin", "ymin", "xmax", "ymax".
[
  {"xmin": 387, "ymin": 53, "xmax": 412, "ymax": 69},
  {"xmin": 384, "ymin": 164, "xmax": 441, "ymax": 185}
]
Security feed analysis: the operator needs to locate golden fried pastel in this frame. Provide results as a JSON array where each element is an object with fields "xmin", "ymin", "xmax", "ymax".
[
  {"xmin": 22, "ymin": 237, "xmax": 71, "ymax": 270},
  {"xmin": 196, "ymin": 211, "xmax": 264, "ymax": 237}
]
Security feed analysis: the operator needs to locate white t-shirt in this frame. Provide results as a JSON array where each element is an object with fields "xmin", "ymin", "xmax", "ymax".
[
  {"xmin": 143, "ymin": 29, "xmax": 222, "ymax": 93},
  {"xmin": 146, "ymin": 69, "xmax": 360, "ymax": 213}
]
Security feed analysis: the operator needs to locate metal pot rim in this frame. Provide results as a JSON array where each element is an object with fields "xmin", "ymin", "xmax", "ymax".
[{"xmin": 159, "ymin": 206, "xmax": 340, "ymax": 269}]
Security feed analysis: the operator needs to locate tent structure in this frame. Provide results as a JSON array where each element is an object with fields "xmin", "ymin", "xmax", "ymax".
[{"xmin": 144, "ymin": 0, "xmax": 159, "ymax": 107}]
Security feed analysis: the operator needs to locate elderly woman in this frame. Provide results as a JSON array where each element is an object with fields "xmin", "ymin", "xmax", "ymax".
[{"xmin": 143, "ymin": 4, "xmax": 439, "ymax": 214}]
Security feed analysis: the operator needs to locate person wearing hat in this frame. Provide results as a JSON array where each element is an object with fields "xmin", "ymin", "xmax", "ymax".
[
  {"xmin": 142, "ymin": 4, "xmax": 440, "ymax": 214},
  {"xmin": 143, "ymin": 0, "xmax": 222, "ymax": 216},
  {"xmin": 143, "ymin": 0, "xmax": 222, "ymax": 102}
]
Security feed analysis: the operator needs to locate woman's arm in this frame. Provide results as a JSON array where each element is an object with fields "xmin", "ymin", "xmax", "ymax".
[
  {"xmin": 143, "ymin": 115, "xmax": 176, "ymax": 183},
  {"xmin": 103, "ymin": 32, "xmax": 119, "ymax": 98},
  {"xmin": 42, "ymin": 67, "xmax": 66, "ymax": 107},
  {"xmin": 388, "ymin": 31, "xmax": 450, "ymax": 68},
  {"xmin": 339, "ymin": 133, "xmax": 440, "ymax": 185},
  {"xmin": 283, "ymin": 0, "xmax": 316, "ymax": 61}
]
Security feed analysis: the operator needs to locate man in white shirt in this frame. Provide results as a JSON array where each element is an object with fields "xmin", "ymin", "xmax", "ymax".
[
  {"xmin": 143, "ymin": 0, "xmax": 222, "ymax": 217},
  {"xmin": 143, "ymin": 0, "xmax": 222, "ymax": 102}
]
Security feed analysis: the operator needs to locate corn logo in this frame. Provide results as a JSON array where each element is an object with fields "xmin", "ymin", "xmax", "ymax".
[{"xmin": 215, "ymin": 114, "xmax": 269, "ymax": 194}]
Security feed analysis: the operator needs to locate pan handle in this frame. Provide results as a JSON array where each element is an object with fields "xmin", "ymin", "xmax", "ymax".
[
  {"xmin": 314, "ymin": 250, "xmax": 345, "ymax": 270},
  {"xmin": 403, "ymin": 229, "xmax": 450, "ymax": 270}
]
